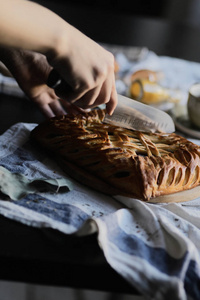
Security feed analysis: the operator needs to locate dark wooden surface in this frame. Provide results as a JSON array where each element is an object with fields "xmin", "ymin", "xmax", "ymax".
[
  {"xmin": 38, "ymin": 0, "xmax": 200, "ymax": 63},
  {"xmin": 0, "ymin": 213, "xmax": 134, "ymax": 293}
]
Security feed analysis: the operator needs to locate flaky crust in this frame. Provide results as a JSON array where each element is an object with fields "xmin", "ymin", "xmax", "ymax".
[{"xmin": 30, "ymin": 109, "xmax": 200, "ymax": 201}]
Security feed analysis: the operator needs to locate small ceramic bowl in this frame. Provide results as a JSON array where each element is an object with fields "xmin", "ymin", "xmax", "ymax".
[{"xmin": 187, "ymin": 83, "xmax": 200, "ymax": 128}]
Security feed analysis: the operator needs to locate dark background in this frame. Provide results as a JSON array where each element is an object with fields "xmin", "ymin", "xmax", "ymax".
[
  {"xmin": 33, "ymin": 0, "xmax": 200, "ymax": 62},
  {"xmin": 36, "ymin": 0, "xmax": 200, "ymax": 24}
]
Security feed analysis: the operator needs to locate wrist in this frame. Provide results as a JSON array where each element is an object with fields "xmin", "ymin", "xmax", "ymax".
[
  {"xmin": 45, "ymin": 22, "xmax": 78, "ymax": 69},
  {"xmin": 45, "ymin": 24, "xmax": 69, "ymax": 63}
]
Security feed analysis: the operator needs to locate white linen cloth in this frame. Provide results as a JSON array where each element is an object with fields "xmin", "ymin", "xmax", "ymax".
[
  {"xmin": 0, "ymin": 123, "xmax": 200, "ymax": 300},
  {"xmin": 1, "ymin": 52, "xmax": 200, "ymax": 299}
]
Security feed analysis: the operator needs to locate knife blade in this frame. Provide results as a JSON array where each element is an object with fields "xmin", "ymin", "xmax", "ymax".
[
  {"xmin": 47, "ymin": 70, "xmax": 175, "ymax": 133},
  {"xmin": 104, "ymin": 94, "xmax": 175, "ymax": 133}
]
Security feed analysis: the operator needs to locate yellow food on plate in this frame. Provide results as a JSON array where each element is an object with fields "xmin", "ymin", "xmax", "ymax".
[
  {"xmin": 130, "ymin": 79, "xmax": 170, "ymax": 104},
  {"xmin": 130, "ymin": 69, "xmax": 164, "ymax": 83}
]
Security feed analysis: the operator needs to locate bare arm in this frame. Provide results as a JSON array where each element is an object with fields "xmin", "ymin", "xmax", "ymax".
[
  {"xmin": 0, "ymin": 0, "xmax": 117, "ymax": 115},
  {"xmin": 0, "ymin": 0, "xmax": 68, "ymax": 55}
]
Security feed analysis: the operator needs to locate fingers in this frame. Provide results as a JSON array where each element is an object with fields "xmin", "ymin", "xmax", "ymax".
[
  {"xmin": 49, "ymin": 100, "xmax": 67, "ymax": 116},
  {"xmin": 51, "ymin": 61, "xmax": 118, "ymax": 115},
  {"xmin": 106, "ymin": 75, "xmax": 118, "ymax": 115},
  {"xmin": 33, "ymin": 90, "xmax": 87, "ymax": 118},
  {"xmin": 76, "ymin": 71, "xmax": 117, "ymax": 114},
  {"xmin": 37, "ymin": 100, "xmax": 66, "ymax": 118},
  {"xmin": 73, "ymin": 71, "xmax": 117, "ymax": 115},
  {"xmin": 59, "ymin": 99, "xmax": 87, "ymax": 115},
  {"xmin": 49, "ymin": 40, "xmax": 118, "ymax": 114},
  {"xmin": 106, "ymin": 87, "xmax": 118, "ymax": 115},
  {"xmin": 39, "ymin": 103, "xmax": 57, "ymax": 118},
  {"xmin": 53, "ymin": 70, "xmax": 104, "ymax": 105},
  {"xmin": 32, "ymin": 92, "xmax": 66, "ymax": 118},
  {"xmin": 72, "ymin": 85, "xmax": 102, "ymax": 109},
  {"xmin": 39, "ymin": 63, "xmax": 118, "ymax": 118}
]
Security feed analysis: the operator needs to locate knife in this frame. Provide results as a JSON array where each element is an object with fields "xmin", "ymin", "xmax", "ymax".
[
  {"xmin": 104, "ymin": 94, "xmax": 175, "ymax": 133},
  {"xmin": 47, "ymin": 69, "xmax": 175, "ymax": 133}
]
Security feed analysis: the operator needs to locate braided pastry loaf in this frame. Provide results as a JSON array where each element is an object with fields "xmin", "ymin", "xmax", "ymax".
[{"xmin": 30, "ymin": 109, "xmax": 200, "ymax": 201}]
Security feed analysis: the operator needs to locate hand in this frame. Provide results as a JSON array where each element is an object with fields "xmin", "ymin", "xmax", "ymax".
[
  {"xmin": 48, "ymin": 25, "xmax": 118, "ymax": 115},
  {"xmin": 0, "ymin": 48, "xmax": 82, "ymax": 117},
  {"xmin": 0, "ymin": 0, "xmax": 117, "ymax": 115}
]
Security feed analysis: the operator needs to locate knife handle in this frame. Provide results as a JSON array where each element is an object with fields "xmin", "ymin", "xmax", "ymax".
[{"xmin": 47, "ymin": 69, "xmax": 72, "ymax": 95}]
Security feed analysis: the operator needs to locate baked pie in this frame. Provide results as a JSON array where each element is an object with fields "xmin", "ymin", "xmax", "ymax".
[{"xmin": 30, "ymin": 109, "xmax": 200, "ymax": 201}]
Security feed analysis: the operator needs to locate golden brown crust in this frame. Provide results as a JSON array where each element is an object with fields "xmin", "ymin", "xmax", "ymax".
[{"xmin": 30, "ymin": 109, "xmax": 200, "ymax": 201}]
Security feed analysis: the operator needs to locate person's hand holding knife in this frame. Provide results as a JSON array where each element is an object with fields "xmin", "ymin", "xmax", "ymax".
[{"xmin": 0, "ymin": 0, "xmax": 117, "ymax": 117}]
